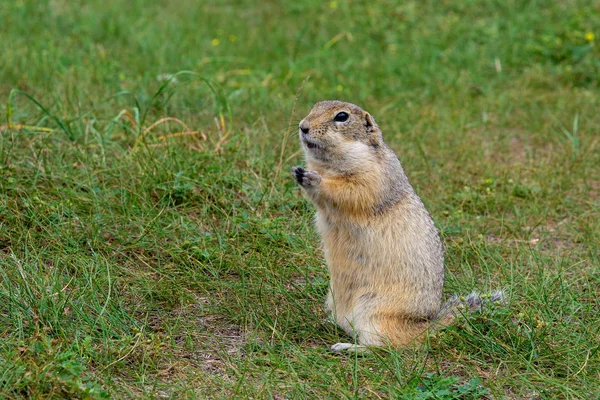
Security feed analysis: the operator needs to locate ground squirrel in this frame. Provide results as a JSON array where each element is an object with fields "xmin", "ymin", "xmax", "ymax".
[{"xmin": 292, "ymin": 100, "xmax": 502, "ymax": 351}]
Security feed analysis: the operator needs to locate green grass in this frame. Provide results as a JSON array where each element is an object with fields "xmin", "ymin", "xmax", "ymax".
[{"xmin": 1, "ymin": 0, "xmax": 599, "ymax": 398}]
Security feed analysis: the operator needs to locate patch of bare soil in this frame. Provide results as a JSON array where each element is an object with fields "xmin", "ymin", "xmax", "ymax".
[
  {"xmin": 167, "ymin": 296, "xmax": 247, "ymax": 377},
  {"xmin": 485, "ymin": 216, "xmax": 590, "ymax": 262}
]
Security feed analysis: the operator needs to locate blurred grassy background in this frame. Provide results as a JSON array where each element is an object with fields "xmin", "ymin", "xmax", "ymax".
[{"xmin": 1, "ymin": 0, "xmax": 599, "ymax": 398}]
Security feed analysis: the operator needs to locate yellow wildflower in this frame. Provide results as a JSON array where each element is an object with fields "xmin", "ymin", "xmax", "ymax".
[
  {"xmin": 329, "ymin": 1, "xmax": 338, "ymax": 9},
  {"xmin": 585, "ymin": 32, "xmax": 594, "ymax": 41},
  {"xmin": 211, "ymin": 38, "xmax": 220, "ymax": 47}
]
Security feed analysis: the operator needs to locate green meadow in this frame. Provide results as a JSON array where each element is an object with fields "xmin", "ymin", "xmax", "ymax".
[{"xmin": 1, "ymin": 0, "xmax": 599, "ymax": 398}]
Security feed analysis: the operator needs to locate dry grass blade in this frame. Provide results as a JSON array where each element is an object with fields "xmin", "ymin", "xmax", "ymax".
[
  {"xmin": 268, "ymin": 75, "xmax": 310, "ymax": 198},
  {"xmin": 132, "ymin": 117, "xmax": 207, "ymax": 151}
]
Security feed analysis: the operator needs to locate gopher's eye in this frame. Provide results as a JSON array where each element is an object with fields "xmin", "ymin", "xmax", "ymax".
[{"xmin": 333, "ymin": 112, "xmax": 349, "ymax": 122}]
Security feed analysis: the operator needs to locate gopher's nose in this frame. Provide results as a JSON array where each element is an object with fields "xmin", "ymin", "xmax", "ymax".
[{"xmin": 299, "ymin": 120, "xmax": 310, "ymax": 134}]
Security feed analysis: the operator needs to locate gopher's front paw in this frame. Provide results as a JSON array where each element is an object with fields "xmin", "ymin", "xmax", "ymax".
[{"xmin": 292, "ymin": 166, "xmax": 322, "ymax": 188}]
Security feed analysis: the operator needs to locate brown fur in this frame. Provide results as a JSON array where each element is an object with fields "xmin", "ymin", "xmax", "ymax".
[{"xmin": 293, "ymin": 100, "xmax": 445, "ymax": 348}]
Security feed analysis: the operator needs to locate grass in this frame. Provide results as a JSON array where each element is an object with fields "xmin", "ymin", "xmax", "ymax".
[{"xmin": 1, "ymin": 0, "xmax": 599, "ymax": 398}]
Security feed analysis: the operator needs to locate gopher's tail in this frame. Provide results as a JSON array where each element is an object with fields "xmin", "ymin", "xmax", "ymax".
[{"xmin": 434, "ymin": 290, "xmax": 505, "ymax": 326}]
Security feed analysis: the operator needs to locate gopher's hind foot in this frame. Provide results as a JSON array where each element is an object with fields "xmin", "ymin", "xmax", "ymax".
[{"xmin": 330, "ymin": 343, "xmax": 368, "ymax": 353}]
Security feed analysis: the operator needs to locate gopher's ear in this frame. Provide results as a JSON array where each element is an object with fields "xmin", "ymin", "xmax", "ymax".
[{"xmin": 364, "ymin": 112, "xmax": 378, "ymax": 132}]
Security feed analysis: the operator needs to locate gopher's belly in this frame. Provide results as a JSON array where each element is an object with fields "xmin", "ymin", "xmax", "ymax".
[{"xmin": 316, "ymin": 210, "xmax": 444, "ymax": 327}]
